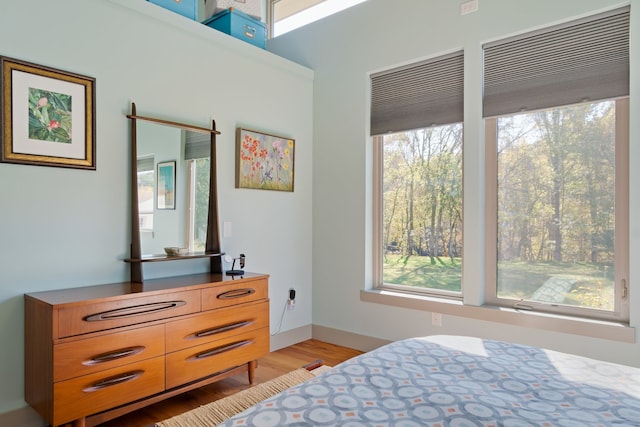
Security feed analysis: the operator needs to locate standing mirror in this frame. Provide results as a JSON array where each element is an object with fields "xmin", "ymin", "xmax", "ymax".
[{"xmin": 126, "ymin": 103, "xmax": 222, "ymax": 283}]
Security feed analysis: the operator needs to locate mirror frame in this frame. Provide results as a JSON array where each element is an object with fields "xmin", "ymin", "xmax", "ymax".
[{"xmin": 126, "ymin": 102, "xmax": 222, "ymax": 283}]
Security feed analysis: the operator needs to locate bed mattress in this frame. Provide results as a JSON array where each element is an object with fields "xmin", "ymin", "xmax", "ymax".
[{"xmin": 217, "ymin": 335, "xmax": 640, "ymax": 426}]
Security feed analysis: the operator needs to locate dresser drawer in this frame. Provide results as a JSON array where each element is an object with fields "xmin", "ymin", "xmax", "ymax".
[
  {"xmin": 201, "ymin": 277, "xmax": 268, "ymax": 311},
  {"xmin": 54, "ymin": 324, "xmax": 165, "ymax": 382},
  {"xmin": 53, "ymin": 356, "xmax": 164, "ymax": 426},
  {"xmin": 57, "ymin": 290, "xmax": 200, "ymax": 338},
  {"xmin": 166, "ymin": 301, "xmax": 268, "ymax": 353},
  {"xmin": 165, "ymin": 328, "xmax": 269, "ymax": 389}
]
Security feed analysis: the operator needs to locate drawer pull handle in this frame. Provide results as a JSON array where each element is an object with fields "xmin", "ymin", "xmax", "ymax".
[
  {"xmin": 83, "ymin": 370, "xmax": 143, "ymax": 392},
  {"xmin": 84, "ymin": 301, "xmax": 187, "ymax": 321},
  {"xmin": 243, "ymin": 25, "xmax": 256, "ymax": 39},
  {"xmin": 85, "ymin": 346, "xmax": 145, "ymax": 365},
  {"xmin": 195, "ymin": 320, "xmax": 252, "ymax": 338},
  {"xmin": 217, "ymin": 288, "xmax": 255, "ymax": 300},
  {"xmin": 193, "ymin": 339, "xmax": 252, "ymax": 360}
]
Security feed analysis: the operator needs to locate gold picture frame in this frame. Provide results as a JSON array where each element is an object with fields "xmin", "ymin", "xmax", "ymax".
[{"xmin": 1, "ymin": 56, "xmax": 96, "ymax": 169}]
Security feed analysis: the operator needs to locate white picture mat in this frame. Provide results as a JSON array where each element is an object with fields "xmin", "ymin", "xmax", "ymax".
[{"xmin": 11, "ymin": 70, "xmax": 87, "ymax": 159}]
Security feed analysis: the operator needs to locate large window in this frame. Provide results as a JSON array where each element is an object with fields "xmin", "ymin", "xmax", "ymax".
[
  {"xmin": 486, "ymin": 100, "xmax": 628, "ymax": 320},
  {"xmin": 372, "ymin": 52, "xmax": 464, "ymax": 297},
  {"xmin": 378, "ymin": 126, "xmax": 463, "ymax": 295},
  {"xmin": 483, "ymin": 8, "xmax": 629, "ymax": 321}
]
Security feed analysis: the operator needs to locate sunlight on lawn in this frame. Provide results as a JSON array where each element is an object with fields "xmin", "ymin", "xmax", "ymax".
[
  {"xmin": 383, "ymin": 256, "xmax": 613, "ymax": 310},
  {"xmin": 383, "ymin": 255, "xmax": 461, "ymax": 291}
]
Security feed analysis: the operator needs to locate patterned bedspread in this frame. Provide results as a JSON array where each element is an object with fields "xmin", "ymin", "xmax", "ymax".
[{"xmin": 217, "ymin": 335, "xmax": 640, "ymax": 426}]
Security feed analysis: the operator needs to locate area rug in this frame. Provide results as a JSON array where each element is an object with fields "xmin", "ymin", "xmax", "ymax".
[{"xmin": 156, "ymin": 367, "xmax": 327, "ymax": 427}]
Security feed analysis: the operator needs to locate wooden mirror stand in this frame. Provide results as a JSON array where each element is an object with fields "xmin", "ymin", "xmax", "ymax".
[{"xmin": 125, "ymin": 102, "xmax": 223, "ymax": 282}]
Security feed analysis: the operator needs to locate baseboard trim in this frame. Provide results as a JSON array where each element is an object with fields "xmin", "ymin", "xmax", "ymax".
[
  {"xmin": 270, "ymin": 324, "xmax": 312, "ymax": 351},
  {"xmin": 312, "ymin": 325, "xmax": 390, "ymax": 352},
  {"xmin": 270, "ymin": 324, "xmax": 388, "ymax": 353},
  {"xmin": 0, "ymin": 405, "xmax": 46, "ymax": 427}
]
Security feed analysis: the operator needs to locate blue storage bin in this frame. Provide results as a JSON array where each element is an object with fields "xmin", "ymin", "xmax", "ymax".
[
  {"xmin": 203, "ymin": 8, "xmax": 266, "ymax": 49},
  {"xmin": 148, "ymin": 0, "xmax": 202, "ymax": 21}
]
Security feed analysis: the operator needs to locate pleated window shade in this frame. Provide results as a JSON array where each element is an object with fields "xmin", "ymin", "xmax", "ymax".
[
  {"xmin": 370, "ymin": 51, "xmax": 464, "ymax": 136},
  {"xmin": 483, "ymin": 7, "xmax": 629, "ymax": 118},
  {"xmin": 137, "ymin": 156, "xmax": 154, "ymax": 172},
  {"xmin": 184, "ymin": 130, "xmax": 211, "ymax": 160}
]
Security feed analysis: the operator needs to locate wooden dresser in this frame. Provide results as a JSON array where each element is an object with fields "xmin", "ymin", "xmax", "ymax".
[{"xmin": 24, "ymin": 272, "xmax": 270, "ymax": 427}]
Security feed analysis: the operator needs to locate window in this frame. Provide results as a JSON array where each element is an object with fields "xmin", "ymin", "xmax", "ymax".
[
  {"xmin": 269, "ymin": 0, "xmax": 368, "ymax": 37},
  {"xmin": 376, "ymin": 126, "xmax": 463, "ymax": 295},
  {"xmin": 137, "ymin": 155, "xmax": 155, "ymax": 231},
  {"xmin": 186, "ymin": 157, "xmax": 210, "ymax": 252},
  {"xmin": 184, "ymin": 131, "xmax": 211, "ymax": 252},
  {"xmin": 483, "ymin": 8, "xmax": 629, "ymax": 321},
  {"xmin": 372, "ymin": 51, "xmax": 464, "ymax": 297}
]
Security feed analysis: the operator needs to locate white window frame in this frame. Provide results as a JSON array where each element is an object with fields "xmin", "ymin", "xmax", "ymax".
[
  {"xmin": 365, "ymin": 105, "xmax": 633, "ymax": 340},
  {"xmin": 372, "ymin": 131, "xmax": 464, "ymax": 300},
  {"xmin": 364, "ymin": 7, "xmax": 633, "ymax": 342},
  {"xmin": 484, "ymin": 99, "xmax": 630, "ymax": 322}
]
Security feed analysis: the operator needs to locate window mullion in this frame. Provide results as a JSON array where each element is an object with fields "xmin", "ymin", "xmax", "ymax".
[
  {"xmin": 614, "ymin": 97, "xmax": 629, "ymax": 319},
  {"xmin": 484, "ymin": 118, "xmax": 498, "ymax": 305},
  {"xmin": 372, "ymin": 135, "xmax": 383, "ymax": 288}
]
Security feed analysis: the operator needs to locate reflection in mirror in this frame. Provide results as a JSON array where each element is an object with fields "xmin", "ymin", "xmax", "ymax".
[
  {"xmin": 136, "ymin": 121, "xmax": 210, "ymax": 257},
  {"xmin": 137, "ymin": 155, "xmax": 155, "ymax": 232}
]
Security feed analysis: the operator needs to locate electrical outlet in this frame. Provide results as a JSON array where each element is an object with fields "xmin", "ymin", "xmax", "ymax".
[
  {"xmin": 287, "ymin": 288, "xmax": 296, "ymax": 310},
  {"xmin": 432, "ymin": 312, "xmax": 442, "ymax": 327}
]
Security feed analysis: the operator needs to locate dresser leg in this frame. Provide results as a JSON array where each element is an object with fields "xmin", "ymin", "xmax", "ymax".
[
  {"xmin": 72, "ymin": 417, "xmax": 86, "ymax": 427},
  {"xmin": 248, "ymin": 360, "xmax": 257, "ymax": 384}
]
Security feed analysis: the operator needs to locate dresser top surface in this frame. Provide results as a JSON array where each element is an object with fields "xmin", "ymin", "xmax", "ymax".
[{"xmin": 25, "ymin": 272, "xmax": 269, "ymax": 306}]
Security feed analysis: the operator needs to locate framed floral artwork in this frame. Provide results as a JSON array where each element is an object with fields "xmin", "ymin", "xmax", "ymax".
[
  {"xmin": 0, "ymin": 56, "xmax": 96, "ymax": 169},
  {"xmin": 236, "ymin": 128, "xmax": 294, "ymax": 191}
]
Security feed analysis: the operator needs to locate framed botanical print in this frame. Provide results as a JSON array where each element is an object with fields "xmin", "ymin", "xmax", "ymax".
[{"xmin": 0, "ymin": 56, "xmax": 96, "ymax": 169}]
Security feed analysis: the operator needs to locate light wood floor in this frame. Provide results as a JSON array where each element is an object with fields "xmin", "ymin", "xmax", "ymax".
[{"xmin": 96, "ymin": 339, "xmax": 363, "ymax": 427}]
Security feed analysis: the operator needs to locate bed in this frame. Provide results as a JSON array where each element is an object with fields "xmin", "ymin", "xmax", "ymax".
[{"xmin": 217, "ymin": 335, "xmax": 640, "ymax": 426}]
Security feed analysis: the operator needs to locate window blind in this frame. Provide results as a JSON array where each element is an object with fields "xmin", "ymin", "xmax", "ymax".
[
  {"xmin": 370, "ymin": 51, "xmax": 464, "ymax": 136},
  {"xmin": 137, "ymin": 156, "xmax": 154, "ymax": 172},
  {"xmin": 185, "ymin": 130, "xmax": 211, "ymax": 160},
  {"xmin": 483, "ymin": 7, "xmax": 629, "ymax": 118}
]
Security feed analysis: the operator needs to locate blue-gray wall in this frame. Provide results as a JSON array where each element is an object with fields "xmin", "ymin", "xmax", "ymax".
[
  {"xmin": 2, "ymin": 0, "xmax": 639, "ymax": 420},
  {"xmin": 0, "ymin": 0, "xmax": 313, "ymax": 414},
  {"xmin": 269, "ymin": 0, "xmax": 640, "ymax": 365}
]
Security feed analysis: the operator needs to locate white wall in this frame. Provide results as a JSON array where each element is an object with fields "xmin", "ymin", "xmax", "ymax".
[
  {"xmin": 269, "ymin": 0, "xmax": 639, "ymax": 364},
  {"xmin": 0, "ymin": 0, "xmax": 313, "ymax": 414}
]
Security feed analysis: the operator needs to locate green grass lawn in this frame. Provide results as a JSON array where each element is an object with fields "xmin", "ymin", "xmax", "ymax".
[
  {"xmin": 383, "ymin": 255, "xmax": 462, "ymax": 291},
  {"xmin": 383, "ymin": 255, "xmax": 613, "ymax": 309}
]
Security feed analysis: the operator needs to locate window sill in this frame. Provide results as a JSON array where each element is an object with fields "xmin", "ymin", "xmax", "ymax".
[{"xmin": 360, "ymin": 289, "xmax": 635, "ymax": 343}]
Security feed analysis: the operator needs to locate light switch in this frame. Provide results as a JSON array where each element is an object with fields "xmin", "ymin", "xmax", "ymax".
[
  {"xmin": 461, "ymin": 0, "xmax": 478, "ymax": 15},
  {"xmin": 223, "ymin": 221, "xmax": 232, "ymax": 238}
]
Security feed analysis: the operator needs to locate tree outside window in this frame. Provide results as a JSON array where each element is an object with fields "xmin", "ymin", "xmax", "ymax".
[{"xmin": 380, "ymin": 124, "xmax": 463, "ymax": 294}]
